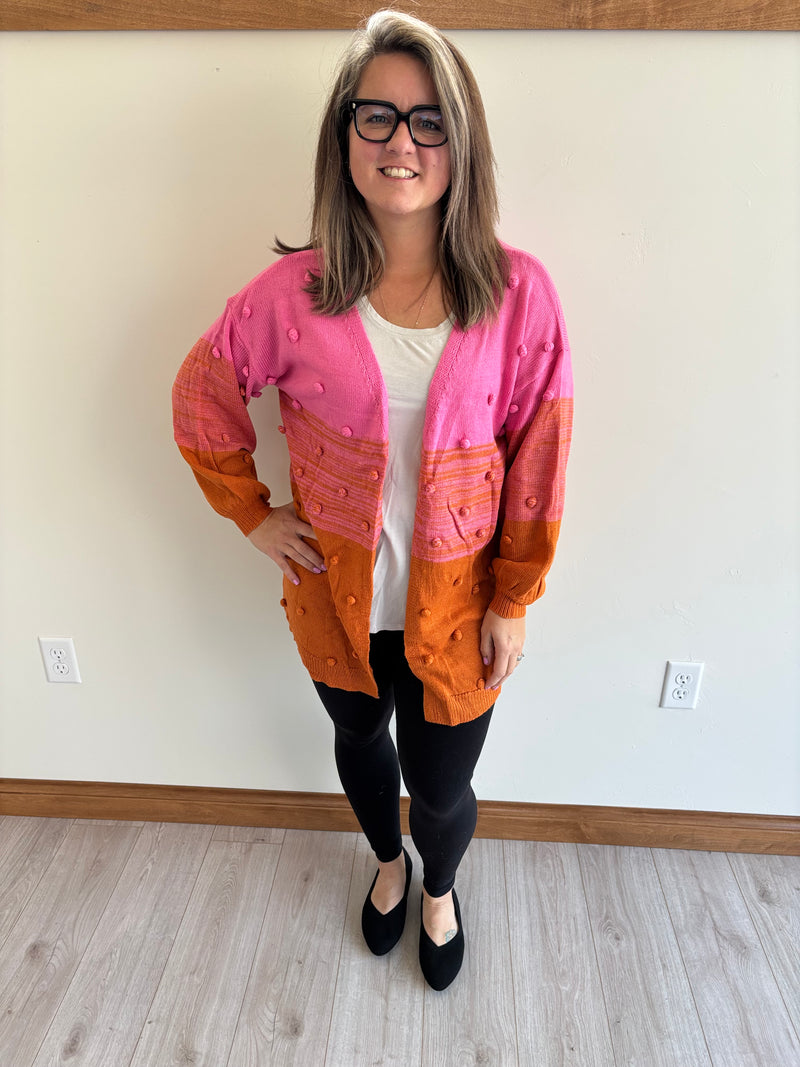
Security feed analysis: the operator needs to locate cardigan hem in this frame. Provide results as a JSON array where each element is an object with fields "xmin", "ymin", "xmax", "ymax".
[
  {"xmin": 295, "ymin": 641, "xmax": 380, "ymax": 701},
  {"xmin": 426, "ymin": 685, "xmax": 499, "ymax": 726}
]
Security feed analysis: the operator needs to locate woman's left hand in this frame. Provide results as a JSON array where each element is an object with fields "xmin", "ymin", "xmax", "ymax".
[{"xmin": 480, "ymin": 609, "xmax": 526, "ymax": 690}]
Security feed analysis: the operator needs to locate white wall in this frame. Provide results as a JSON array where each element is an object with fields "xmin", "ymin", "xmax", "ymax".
[{"xmin": 1, "ymin": 29, "xmax": 798, "ymax": 814}]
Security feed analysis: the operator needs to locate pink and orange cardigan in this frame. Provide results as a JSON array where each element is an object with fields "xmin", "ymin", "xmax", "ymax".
[{"xmin": 173, "ymin": 244, "xmax": 572, "ymax": 724}]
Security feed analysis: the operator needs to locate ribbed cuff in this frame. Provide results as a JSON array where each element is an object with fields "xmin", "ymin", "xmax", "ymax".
[
  {"xmin": 232, "ymin": 504, "xmax": 272, "ymax": 537},
  {"xmin": 487, "ymin": 591, "xmax": 528, "ymax": 619}
]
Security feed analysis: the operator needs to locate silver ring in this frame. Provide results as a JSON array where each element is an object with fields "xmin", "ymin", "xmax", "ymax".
[{"xmin": 516, "ymin": 653, "xmax": 525, "ymax": 662}]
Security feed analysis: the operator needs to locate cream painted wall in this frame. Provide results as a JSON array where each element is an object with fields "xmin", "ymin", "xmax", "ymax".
[{"xmin": 1, "ymin": 30, "xmax": 798, "ymax": 813}]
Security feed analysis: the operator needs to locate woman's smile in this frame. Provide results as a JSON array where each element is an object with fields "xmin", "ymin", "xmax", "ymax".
[{"xmin": 380, "ymin": 166, "xmax": 418, "ymax": 179}]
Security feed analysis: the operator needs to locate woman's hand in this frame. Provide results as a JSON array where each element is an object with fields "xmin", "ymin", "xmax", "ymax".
[
  {"xmin": 247, "ymin": 503, "xmax": 326, "ymax": 585},
  {"xmin": 480, "ymin": 609, "xmax": 526, "ymax": 690}
]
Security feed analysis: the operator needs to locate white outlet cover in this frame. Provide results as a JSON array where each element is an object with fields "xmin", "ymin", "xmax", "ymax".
[
  {"xmin": 38, "ymin": 637, "xmax": 82, "ymax": 684},
  {"xmin": 660, "ymin": 660, "xmax": 703, "ymax": 709}
]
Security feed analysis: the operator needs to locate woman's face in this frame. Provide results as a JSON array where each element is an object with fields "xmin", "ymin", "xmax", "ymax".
[{"xmin": 348, "ymin": 52, "xmax": 452, "ymax": 233}]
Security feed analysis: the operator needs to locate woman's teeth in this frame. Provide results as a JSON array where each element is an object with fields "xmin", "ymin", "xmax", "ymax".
[{"xmin": 381, "ymin": 167, "xmax": 416, "ymax": 178}]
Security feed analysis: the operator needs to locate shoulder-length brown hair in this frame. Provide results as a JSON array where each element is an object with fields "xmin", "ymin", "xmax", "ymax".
[{"xmin": 275, "ymin": 9, "xmax": 508, "ymax": 330}]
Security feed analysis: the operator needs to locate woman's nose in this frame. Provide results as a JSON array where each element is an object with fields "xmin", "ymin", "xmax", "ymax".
[{"xmin": 387, "ymin": 117, "xmax": 415, "ymax": 151}]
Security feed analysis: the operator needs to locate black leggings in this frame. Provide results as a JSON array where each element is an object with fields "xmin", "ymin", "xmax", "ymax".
[{"xmin": 313, "ymin": 630, "xmax": 493, "ymax": 897}]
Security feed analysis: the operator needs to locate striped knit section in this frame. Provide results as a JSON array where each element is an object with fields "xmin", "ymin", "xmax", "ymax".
[
  {"xmin": 280, "ymin": 402, "xmax": 386, "ymax": 553},
  {"xmin": 412, "ymin": 441, "xmax": 505, "ymax": 563},
  {"xmin": 173, "ymin": 338, "xmax": 256, "ymax": 454},
  {"xmin": 502, "ymin": 399, "xmax": 573, "ymax": 524}
]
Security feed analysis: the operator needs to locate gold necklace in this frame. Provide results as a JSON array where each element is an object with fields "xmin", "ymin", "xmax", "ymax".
[{"xmin": 378, "ymin": 268, "xmax": 437, "ymax": 329}]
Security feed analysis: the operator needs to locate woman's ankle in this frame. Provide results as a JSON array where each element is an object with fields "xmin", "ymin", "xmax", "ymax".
[
  {"xmin": 371, "ymin": 850, "xmax": 408, "ymax": 914},
  {"xmin": 421, "ymin": 887, "xmax": 458, "ymax": 945}
]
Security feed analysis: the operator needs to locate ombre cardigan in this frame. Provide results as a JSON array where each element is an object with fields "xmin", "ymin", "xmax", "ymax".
[{"xmin": 173, "ymin": 244, "xmax": 572, "ymax": 724}]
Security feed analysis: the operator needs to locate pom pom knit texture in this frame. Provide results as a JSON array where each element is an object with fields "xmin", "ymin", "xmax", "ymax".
[{"xmin": 173, "ymin": 245, "xmax": 572, "ymax": 724}]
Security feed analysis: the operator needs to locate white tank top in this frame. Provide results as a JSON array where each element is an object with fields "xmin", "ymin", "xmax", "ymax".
[{"xmin": 357, "ymin": 296, "xmax": 454, "ymax": 632}]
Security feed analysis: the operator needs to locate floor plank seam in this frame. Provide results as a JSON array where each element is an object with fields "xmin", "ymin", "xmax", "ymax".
[
  {"xmin": 222, "ymin": 832, "xmax": 284, "ymax": 1067},
  {"xmin": 574, "ymin": 843, "xmax": 619, "ymax": 1067},
  {"xmin": 30, "ymin": 822, "xmax": 145, "ymax": 1067},
  {"xmin": 725, "ymin": 852, "xmax": 800, "ymax": 1052},
  {"xmin": 125, "ymin": 822, "xmax": 216, "ymax": 1067},
  {"xmin": 323, "ymin": 839, "xmax": 359, "ymax": 1067},
  {"xmin": 0, "ymin": 818, "xmax": 76, "ymax": 959},
  {"xmin": 651, "ymin": 848, "xmax": 715, "ymax": 1067},
  {"xmin": 500, "ymin": 839, "xmax": 521, "ymax": 1067}
]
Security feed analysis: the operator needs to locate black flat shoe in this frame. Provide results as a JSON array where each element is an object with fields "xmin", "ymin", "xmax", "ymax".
[
  {"xmin": 419, "ymin": 888, "xmax": 464, "ymax": 991},
  {"xmin": 361, "ymin": 847, "xmax": 413, "ymax": 956}
]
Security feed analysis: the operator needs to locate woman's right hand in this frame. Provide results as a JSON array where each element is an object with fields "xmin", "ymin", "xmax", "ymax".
[{"xmin": 247, "ymin": 503, "xmax": 326, "ymax": 585}]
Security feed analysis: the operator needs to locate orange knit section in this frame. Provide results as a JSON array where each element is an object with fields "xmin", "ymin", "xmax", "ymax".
[
  {"xmin": 279, "ymin": 539, "xmax": 378, "ymax": 698},
  {"xmin": 404, "ymin": 547, "xmax": 497, "ymax": 723},
  {"xmin": 489, "ymin": 519, "xmax": 562, "ymax": 618},
  {"xmin": 401, "ymin": 518, "xmax": 562, "ymax": 722},
  {"xmin": 178, "ymin": 446, "xmax": 271, "ymax": 536}
]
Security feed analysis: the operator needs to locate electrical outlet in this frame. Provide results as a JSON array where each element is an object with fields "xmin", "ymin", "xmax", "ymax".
[
  {"xmin": 38, "ymin": 637, "xmax": 82, "ymax": 684},
  {"xmin": 660, "ymin": 660, "xmax": 703, "ymax": 709}
]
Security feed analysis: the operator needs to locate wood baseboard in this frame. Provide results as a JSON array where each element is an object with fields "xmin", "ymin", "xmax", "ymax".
[{"xmin": 1, "ymin": 778, "xmax": 798, "ymax": 855}]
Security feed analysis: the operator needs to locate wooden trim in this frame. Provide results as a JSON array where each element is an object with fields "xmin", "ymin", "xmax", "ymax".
[
  {"xmin": 1, "ymin": 0, "xmax": 798, "ymax": 32},
  {"xmin": 475, "ymin": 799, "xmax": 800, "ymax": 853},
  {"xmin": 2, "ymin": 778, "xmax": 798, "ymax": 854}
]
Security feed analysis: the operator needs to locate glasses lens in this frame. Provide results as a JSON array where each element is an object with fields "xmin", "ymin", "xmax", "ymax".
[
  {"xmin": 409, "ymin": 109, "xmax": 446, "ymax": 146},
  {"xmin": 355, "ymin": 103, "xmax": 397, "ymax": 141}
]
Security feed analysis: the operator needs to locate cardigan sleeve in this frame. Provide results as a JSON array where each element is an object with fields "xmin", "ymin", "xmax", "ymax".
[
  {"xmin": 488, "ymin": 278, "xmax": 573, "ymax": 619},
  {"xmin": 172, "ymin": 298, "xmax": 273, "ymax": 537}
]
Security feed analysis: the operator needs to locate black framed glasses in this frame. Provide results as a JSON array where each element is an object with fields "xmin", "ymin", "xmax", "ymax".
[{"xmin": 350, "ymin": 99, "xmax": 448, "ymax": 147}]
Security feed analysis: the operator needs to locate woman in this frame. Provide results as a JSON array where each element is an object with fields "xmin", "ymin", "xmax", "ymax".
[{"xmin": 173, "ymin": 10, "xmax": 572, "ymax": 991}]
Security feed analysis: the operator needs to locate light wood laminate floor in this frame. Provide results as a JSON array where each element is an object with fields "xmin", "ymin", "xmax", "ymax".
[{"xmin": 1, "ymin": 816, "xmax": 798, "ymax": 1066}]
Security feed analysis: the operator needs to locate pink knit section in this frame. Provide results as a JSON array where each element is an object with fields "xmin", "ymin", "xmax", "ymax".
[
  {"xmin": 418, "ymin": 244, "xmax": 573, "ymax": 456},
  {"xmin": 205, "ymin": 252, "xmax": 389, "ymax": 443}
]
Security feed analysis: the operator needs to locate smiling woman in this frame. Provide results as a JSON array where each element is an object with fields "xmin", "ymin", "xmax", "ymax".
[
  {"xmin": 172, "ymin": 9, "xmax": 572, "ymax": 992},
  {"xmin": 276, "ymin": 10, "xmax": 506, "ymax": 331},
  {"xmin": 346, "ymin": 53, "xmax": 452, "ymax": 262}
]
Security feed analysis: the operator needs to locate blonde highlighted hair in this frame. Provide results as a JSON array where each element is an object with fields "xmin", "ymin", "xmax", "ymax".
[{"xmin": 275, "ymin": 9, "xmax": 508, "ymax": 330}]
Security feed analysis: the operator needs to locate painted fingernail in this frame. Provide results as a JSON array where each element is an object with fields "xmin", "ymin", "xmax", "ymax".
[
  {"xmin": 313, "ymin": 568, "xmax": 321, "ymax": 574},
  {"xmin": 292, "ymin": 578, "xmax": 300, "ymax": 586},
  {"xmin": 483, "ymin": 657, "xmax": 489, "ymax": 666}
]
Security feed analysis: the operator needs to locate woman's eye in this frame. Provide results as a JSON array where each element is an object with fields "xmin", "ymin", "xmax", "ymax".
[{"xmin": 414, "ymin": 114, "xmax": 444, "ymax": 132}]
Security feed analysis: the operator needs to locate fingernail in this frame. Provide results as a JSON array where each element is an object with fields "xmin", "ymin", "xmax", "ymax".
[
  {"xmin": 292, "ymin": 578, "xmax": 300, "ymax": 586},
  {"xmin": 482, "ymin": 657, "xmax": 489, "ymax": 666},
  {"xmin": 313, "ymin": 568, "xmax": 321, "ymax": 574}
]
